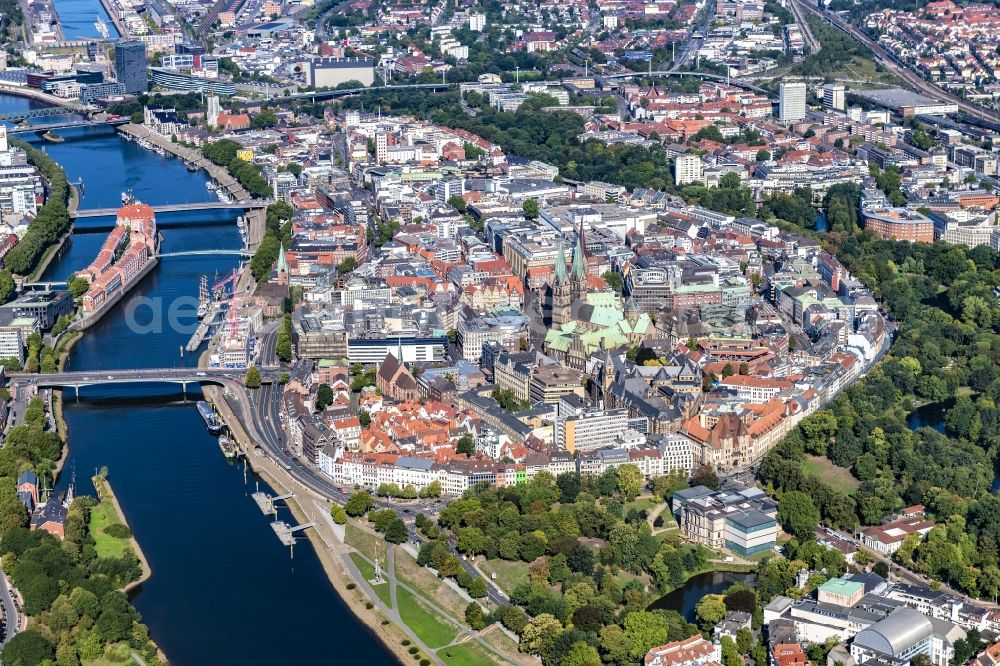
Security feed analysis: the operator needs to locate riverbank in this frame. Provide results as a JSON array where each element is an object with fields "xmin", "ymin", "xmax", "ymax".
[
  {"xmin": 91, "ymin": 475, "xmax": 167, "ymax": 663},
  {"xmin": 28, "ymin": 183, "xmax": 80, "ymax": 282},
  {"xmin": 91, "ymin": 475, "xmax": 153, "ymax": 592},
  {"xmin": 0, "ymin": 83, "xmax": 86, "ymax": 110},
  {"xmin": 202, "ymin": 382, "xmax": 422, "ymax": 666}
]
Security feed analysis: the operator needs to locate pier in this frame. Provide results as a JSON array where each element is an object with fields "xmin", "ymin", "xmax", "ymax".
[
  {"xmin": 271, "ymin": 520, "xmax": 315, "ymax": 551},
  {"xmin": 185, "ymin": 304, "xmax": 226, "ymax": 352},
  {"xmin": 251, "ymin": 490, "xmax": 294, "ymax": 516}
]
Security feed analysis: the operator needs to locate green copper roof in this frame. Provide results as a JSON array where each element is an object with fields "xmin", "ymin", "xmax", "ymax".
[
  {"xmin": 277, "ymin": 243, "xmax": 288, "ymax": 273},
  {"xmin": 555, "ymin": 240, "xmax": 568, "ymax": 285},
  {"xmin": 572, "ymin": 232, "xmax": 587, "ymax": 281}
]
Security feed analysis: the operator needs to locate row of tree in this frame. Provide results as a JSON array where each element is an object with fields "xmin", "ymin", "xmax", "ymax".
[{"xmin": 4, "ymin": 140, "xmax": 72, "ymax": 277}]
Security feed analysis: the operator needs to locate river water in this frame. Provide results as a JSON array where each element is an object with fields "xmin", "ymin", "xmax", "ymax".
[
  {"xmin": 51, "ymin": 0, "xmax": 119, "ymax": 40},
  {"xmin": 3, "ymin": 96, "xmax": 395, "ymax": 665}
]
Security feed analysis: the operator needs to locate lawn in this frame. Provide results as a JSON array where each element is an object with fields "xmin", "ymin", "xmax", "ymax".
[
  {"xmin": 349, "ymin": 552, "xmax": 392, "ymax": 608},
  {"xmin": 345, "ymin": 523, "xmax": 384, "ymax": 564},
  {"xmin": 478, "ymin": 559, "xmax": 530, "ymax": 595},
  {"xmin": 438, "ymin": 642, "xmax": 508, "ymax": 666},
  {"xmin": 89, "ymin": 495, "xmax": 131, "ymax": 559},
  {"xmin": 480, "ymin": 627, "xmax": 520, "ymax": 660},
  {"xmin": 625, "ymin": 496, "xmax": 662, "ymax": 516},
  {"xmin": 395, "ymin": 549, "xmax": 466, "ymax": 620},
  {"xmin": 802, "ymin": 455, "xmax": 859, "ymax": 494},
  {"xmin": 396, "ymin": 587, "xmax": 458, "ymax": 649}
]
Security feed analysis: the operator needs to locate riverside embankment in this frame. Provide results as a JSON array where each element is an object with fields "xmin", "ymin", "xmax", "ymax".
[{"xmin": 0, "ymin": 105, "xmax": 398, "ymax": 664}]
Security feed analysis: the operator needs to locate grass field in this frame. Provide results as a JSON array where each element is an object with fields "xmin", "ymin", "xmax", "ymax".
[
  {"xmin": 625, "ymin": 496, "xmax": 662, "ymax": 516},
  {"xmin": 395, "ymin": 549, "xmax": 466, "ymax": 620},
  {"xmin": 349, "ymin": 552, "xmax": 392, "ymax": 608},
  {"xmin": 478, "ymin": 559, "xmax": 530, "ymax": 595},
  {"xmin": 480, "ymin": 627, "xmax": 520, "ymax": 659},
  {"xmin": 89, "ymin": 494, "xmax": 132, "ymax": 559},
  {"xmin": 345, "ymin": 523, "xmax": 384, "ymax": 564},
  {"xmin": 802, "ymin": 455, "xmax": 859, "ymax": 494},
  {"xmin": 396, "ymin": 587, "xmax": 458, "ymax": 649},
  {"xmin": 438, "ymin": 642, "xmax": 507, "ymax": 666}
]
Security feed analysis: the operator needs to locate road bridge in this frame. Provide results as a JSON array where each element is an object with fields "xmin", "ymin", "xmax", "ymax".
[
  {"xmin": 251, "ymin": 82, "xmax": 455, "ymax": 105},
  {"xmin": 0, "ymin": 106, "xmax": 89, "ymax": 121},
  {"xmin": 72, "ymin": 201, "xmax": 268, "ymax": 218},
  {"xmin": 8, "ymin": 118, "xmax": 129, "ymax": 135},
  {"xmin": 600, "ymin": 69, "xmax": 769, "ymax": 94},
  {"xmin": 7, "ymin": 368, "xmax": 270, "ymax": 395}
]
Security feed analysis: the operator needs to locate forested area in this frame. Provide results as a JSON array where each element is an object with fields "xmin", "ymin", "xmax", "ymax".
[
  {"xmin": 0, "ymin": 399, "xmax": 158, "ymax": 665},
  {"xmin": 760, "ymin": 234, "xmax": 1000, "ymax": 600},
  {"xmin": 5, "ymin": 140, "xmax": 72, "ymax": 278},
  {"xmin": 403, "ymin": 467, "xmax": 732, "ymax": 665}
]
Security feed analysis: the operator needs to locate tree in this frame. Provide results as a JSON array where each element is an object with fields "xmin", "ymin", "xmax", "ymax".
[
  {"xmin": 244, "ymin": 367, "xmax": 261, "ymax": 389},
  {"xmin": 724, "ymin": 587, "xmax": 757, "ymax": 614},
  {"xmin": 456, "ymin": 435, "xmax": 476, "ymax": 456},
  {"xmin": 777, "ymin": 490, "xmax": 821, "ymax": 540},
  {"xmin": 330, "ymin": 503, "xmax": 347, "ymax": 524},
  {"xmin": 457, "ymin": 526, "xmax": 486, "ymax": 555},
  {"xmin": 337, "ymin": 257, "xmax": 358, "ymax": 274},
  {"xmin": 68, "ymin": 275, "xmax": 90, "ymax": 298},
  {"xmin": 623, "ymin": 611, "xmax": 670, "ymax": 661},
  {"xmin": 756, "ymin": 149, "xmax": 771, "ymax": 162},
  {"xmin": 690, "ymin": 464, "xmax": 720, "ymax": 490},
  {"xmin": 721, "ymin": 636, "xmax": 741, "ymax": 666},
  {"xmin": 603, "ymin": 271, "xmax": 623, "ymax": 295},
  {"xmin": 520, "ymin": 613, "xmax": 563, "ymax": 655},
  {"xmin": 2, "ymin": 630, "xmax": 54, "ymax": 666},
  {"xmin": 522, "ymin": 198, "xmax": 540, "ymax": 220},
  {"xmin": 465, "ymin": 602, "xmax": 487, "ymax": 630},
  {"xmin": 448, "ymin": 194, "xmax": 467, "ymax": 213},
  {"xmin": 384, "ymin": 517, "xmax": 408, "ymax": 544},
  {"xmin": 345, "ymin": 491, "xmax": 374, "ymax": 517},
  {"xmin": 562, "ymin": 641, "xmax": 601, "ymax": 666},
  {"xmin": 315, "ymin": 384, "xmax": 334, "ymax": 410},
  {"xmin": 616, "ymin": 464, "xmax": 643, "ymax": 500},
  {"xmin": 696, "ymin": 594, "xmax": 727, "ymax": 629}
]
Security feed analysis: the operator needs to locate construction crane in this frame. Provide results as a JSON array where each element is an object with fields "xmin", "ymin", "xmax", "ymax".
[{"xmin": 213, "ymin": 268, "xmax": 240, "ymax": 300}]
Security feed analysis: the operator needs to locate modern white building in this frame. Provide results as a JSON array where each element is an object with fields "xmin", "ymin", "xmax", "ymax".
[
  {"xmin": 779, "ymin": 82, "xmax": 807, "ymax": 121},
  {"xmin": 823, "ymin": 83, "xmax": 846, "ymax": 111},
  {"xmin": 0, "ymin": 326, "xmax": 24, "ymax": 365},
  {"xmin": 674, "ymin": 154, "xmax": 704, "ymax": 186},
  {"xmin": 850, "ymin": 608, "xmax": 961, "ymax": 666}
]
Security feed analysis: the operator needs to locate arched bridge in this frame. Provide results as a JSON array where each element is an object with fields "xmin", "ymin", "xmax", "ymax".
[{"xmin": 0, "ymin": 106, "xmax": 89, "ymax": 121}]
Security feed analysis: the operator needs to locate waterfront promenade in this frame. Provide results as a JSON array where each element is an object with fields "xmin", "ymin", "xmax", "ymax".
[{"xmin": 118, "ymin": 124, "xmax": 267, "ymax": 247}]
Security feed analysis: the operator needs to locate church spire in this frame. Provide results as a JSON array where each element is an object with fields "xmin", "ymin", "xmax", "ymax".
[
  {"xmin": 572, "ymin": 222, "xmax": 587, "ymax": 282},
  {"xmin": 555, "ymin": 239, "xmax": 568, "ymax": 285}
]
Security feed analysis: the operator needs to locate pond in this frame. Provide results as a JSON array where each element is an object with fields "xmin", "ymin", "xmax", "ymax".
[
  {"xmin": 647, "ymin": 570, "xmax": 755, "ymax": 620},
  {"xmin": 905, "ymin": 398, "xmax": 954, "ymax": 434}
]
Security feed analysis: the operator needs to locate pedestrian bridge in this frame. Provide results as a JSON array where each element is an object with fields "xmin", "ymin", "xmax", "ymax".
[
  {"xmin": 72, "ymin": 201, "xmax": 268, "ymax": 218},
  {"xmin": 156, "ymin": 249, "xmax": 254, "ymax": 258}
]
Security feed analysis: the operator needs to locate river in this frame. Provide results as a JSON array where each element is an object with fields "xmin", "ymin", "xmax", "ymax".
[
  {"xmin": 2, "ymin": 95, "xmax": 396, "ymax": 665},
  {"xmin": 51, "ymin": 0, "xmax": 119, "ymax": 40}
]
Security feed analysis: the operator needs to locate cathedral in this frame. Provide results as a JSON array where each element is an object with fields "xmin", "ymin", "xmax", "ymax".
[{"xmin": 549, "ymin": 222, "xmax": 589, "ymax": 326}]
